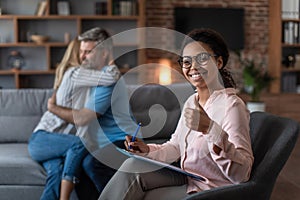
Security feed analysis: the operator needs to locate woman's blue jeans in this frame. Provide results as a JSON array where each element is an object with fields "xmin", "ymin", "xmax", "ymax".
[{"xmin": 28, "ymin": 130, "xmax": 88, "ymax": 200}]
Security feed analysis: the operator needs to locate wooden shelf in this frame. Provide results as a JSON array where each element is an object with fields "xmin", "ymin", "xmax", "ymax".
[
  {"xmin": 0, "ymin": 42, "xmax": 68, "ymax": 47},
  {"xmin": 269, "ymin": 0, "xmax": 300, "ymax": 94},
  {"xmin": 0, "ymin": 42, "xmax": 138, "ymax": 47},
  {"xmin": 281, "ymin": 67, "xmax": 300, "ymax": 72},
  {"xmin": 0, "ymin": 70, "xmax": 15, "ymax": 75},
  {"xmin": 0, "ymin": 0, "xmax": 145, "ymax": 89},
  {"xmin": 18, "ymin": 70, "xmax": 55, "ymax": 75},
  {"xmin": 79, "ymin": 15, "xmax": 139, "ymax": 20},
  {"xmin": 282, "ymin": 43, "xmax": 300, "ymax": 47},
  {"xmin": 0, "ymin": 15, "xmax": 14, "ymax": 19},
  {"xmin": 282, "ymin": 19, "xmax": 300, "ymax": 22},
  {"xmin": 1, "ymin": 15, "xmax": 140, "ymax": 20},
  {"xmin": 0, "ymin": 69, "xmax": 55, "ymax": 75}
]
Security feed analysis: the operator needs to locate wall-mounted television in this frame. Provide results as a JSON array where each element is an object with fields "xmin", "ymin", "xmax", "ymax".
[{"xmin": 174, "ymin": 7, "xmax": 245, "ymax": 51}]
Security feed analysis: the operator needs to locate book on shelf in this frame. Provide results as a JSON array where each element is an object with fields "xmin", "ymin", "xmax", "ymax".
[
  {"xmin": 281, "ymin": 72, "xmax": 298, "ymax": 93},
  {"xmin": 115, "ymin": 0, "xmax": 137, "ymax": 16},
  {"xmin": 35, "ymin": 1, "xmax": 48, "ymax": 16},
  {"xmin": 283, "ymin": 21, "xmax": 300, "ymax": 44},
  {"xmin": 282, "ymin": 0, "xmax": 299, "ymax": 19},
  {"xmin": 95, "ymin": 2, "xmax": 108, "ymax": 15}
]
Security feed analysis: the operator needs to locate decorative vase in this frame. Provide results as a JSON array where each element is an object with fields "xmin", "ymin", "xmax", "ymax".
[
  {"xmin": 246, "ymin": 101, "xmax": 266, "ymax": 113},
  {"xmin": 7, "ymin": 51, "xmax": 25, "ymax": 70}
]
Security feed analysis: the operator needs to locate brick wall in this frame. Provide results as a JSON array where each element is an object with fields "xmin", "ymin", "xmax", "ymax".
[{"xmin": 144, "ymin": 0, "xmax": 269, "ymax": 66}]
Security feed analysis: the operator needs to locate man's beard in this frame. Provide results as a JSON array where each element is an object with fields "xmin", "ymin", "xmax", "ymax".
[{"xmin": 82, "ymin": 59, "xmax": 97, "ymax": 69}]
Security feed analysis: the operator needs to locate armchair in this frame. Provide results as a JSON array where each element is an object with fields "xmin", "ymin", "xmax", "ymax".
[{"xmin": 184, "ymin": 112, "xmax": 299, "ymax": 200}]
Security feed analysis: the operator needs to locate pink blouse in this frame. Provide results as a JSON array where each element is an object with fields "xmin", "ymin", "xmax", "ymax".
[{"xmin": 147, "ymin": 88, "xmax": 254, "ymax": 193}]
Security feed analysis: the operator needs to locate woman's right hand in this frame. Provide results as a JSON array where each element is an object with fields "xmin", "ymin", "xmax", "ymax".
[
  {"xmin": 47, "ymin": 91, "xmax": 57, "ymax": 111},
  {"xmin": 124, "ymin": 135, "xmax": 150, "ymax": 154}
]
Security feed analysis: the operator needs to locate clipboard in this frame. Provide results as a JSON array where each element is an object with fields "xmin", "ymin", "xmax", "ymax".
[{"xmin": 116, "ymin": 147, "xmax": 207, "ymax": 182}]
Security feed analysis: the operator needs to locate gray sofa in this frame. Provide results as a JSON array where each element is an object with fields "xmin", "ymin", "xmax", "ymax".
[
  {"xmin": 0, "ymin": 89, "xmax": 52, "ymax": 200},
  {"xmin": 0, "ymin": 83, "xmax": 194, "ymax": 200}
]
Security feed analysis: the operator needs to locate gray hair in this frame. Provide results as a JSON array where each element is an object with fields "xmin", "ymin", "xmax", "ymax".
[
  {"xmin": 78, "ymin": 27, "xmax": 113, "ymax": 51},
  {"xmin": 78, "ymin": 27, "xmax": 109, "ymax": 41}
]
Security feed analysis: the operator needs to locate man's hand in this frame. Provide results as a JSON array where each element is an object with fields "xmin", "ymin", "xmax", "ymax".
[{"xmin": 184, "ymin": 97, "xmax": 212, "ymax": 134}]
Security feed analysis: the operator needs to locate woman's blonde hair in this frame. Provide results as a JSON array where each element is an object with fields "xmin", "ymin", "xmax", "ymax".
[{"xmin": 53, "ymin": 38, "xmax": 81, "ymax": 89}]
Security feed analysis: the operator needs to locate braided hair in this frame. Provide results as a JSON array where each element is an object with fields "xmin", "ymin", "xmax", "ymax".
[{"xmin": 180, "ymin": 28, "xmax": 236, "ymax": 88}]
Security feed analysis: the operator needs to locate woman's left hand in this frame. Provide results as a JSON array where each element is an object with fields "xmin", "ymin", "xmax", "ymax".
[{"xmin": 184, "ymin": 98, "xmax": 212, "ymax": 134}]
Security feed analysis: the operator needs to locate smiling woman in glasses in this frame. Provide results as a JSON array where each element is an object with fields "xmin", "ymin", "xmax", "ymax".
[{"xmin": 99, "ymin": 28, "xmax": 254, "ymax": 200}]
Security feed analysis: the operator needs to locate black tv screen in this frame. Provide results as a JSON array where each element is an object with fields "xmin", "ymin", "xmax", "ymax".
[{"xmin": 174, "ymin": 7, "xmax": 244, "ymax": 51}]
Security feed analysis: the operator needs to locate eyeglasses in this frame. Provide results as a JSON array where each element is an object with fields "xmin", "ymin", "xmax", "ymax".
[{"xmin": 178, "ymin": 52, "xmax": 217, "ymax": 69}]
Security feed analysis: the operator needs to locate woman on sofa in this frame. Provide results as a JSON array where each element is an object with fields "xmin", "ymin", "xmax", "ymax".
[
  {"xmin": 28, "ymin": 28, "xmax": 120, "ymax": 200},
  {"xmin": 53, "ymin": 38, "xmax": 81, "ymax": 90},
  {"xmin": 99, "ymin": 28, "xmax": 254, "ymax": 200}
]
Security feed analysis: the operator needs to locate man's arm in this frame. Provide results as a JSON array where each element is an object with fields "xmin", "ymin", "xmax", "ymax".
[{"xmin": 48, "ymin": 92, "xmax": 99, "ymax": 126}]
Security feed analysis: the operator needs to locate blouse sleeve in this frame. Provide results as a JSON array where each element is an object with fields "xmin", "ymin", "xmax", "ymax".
[
  {"xmin": 204, "ymin": 99, "xmax": 254, "ymax": 184},
  {"xmin": 146, "ymin": 121, "xmax": 184, "ymax": 164}
]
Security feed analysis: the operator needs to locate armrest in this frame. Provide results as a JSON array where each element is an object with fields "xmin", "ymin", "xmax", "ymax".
[{"xmin": 184, "ymin": 181, "xmax": 262, "ymax": 200}]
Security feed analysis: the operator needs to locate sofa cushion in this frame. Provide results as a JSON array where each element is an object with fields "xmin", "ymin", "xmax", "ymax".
[
  {"xmin": 0, "ymin": 143, "xmax": 46, "ymax": 185},
  {"xmin": 0, "ymin": 89, "xmax": 53, "ymax": 143}
]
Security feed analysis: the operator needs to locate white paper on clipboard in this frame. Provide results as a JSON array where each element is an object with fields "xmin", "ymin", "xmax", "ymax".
[{"xmin": 116, "ymin": 147, "xmax": 207, "ymax": 182}]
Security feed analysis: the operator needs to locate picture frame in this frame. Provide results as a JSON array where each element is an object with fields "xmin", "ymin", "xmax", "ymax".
[{"xmin": 57, "ymin": 1, "xmax": 70, "ymax": 16}]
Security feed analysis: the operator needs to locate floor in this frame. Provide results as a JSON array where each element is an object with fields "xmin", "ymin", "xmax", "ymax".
[{"xmin": 270, "ymin": 134, "xmax": 300, "ymax": 200}]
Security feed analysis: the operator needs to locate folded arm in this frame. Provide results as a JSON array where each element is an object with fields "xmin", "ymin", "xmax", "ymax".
[
  {"xmin": 48, "ymin": 92, "xmax": 99, "ymax": 126},
  {"xmin": 71, "ymin": 65, "xmax": 120, "ymax": 87}
]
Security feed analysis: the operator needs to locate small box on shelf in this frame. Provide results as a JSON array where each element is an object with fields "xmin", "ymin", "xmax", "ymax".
[
  {"xmin": 95, "ymin": 2, "xmax": 108, "ymax": 15},
  {"xmin": 295, "ymin": 54, "xmax": 300, "ymax": 69},
  {"xmin": 57, "ymin": 1, "xmax": 70, "ymax": 16}
]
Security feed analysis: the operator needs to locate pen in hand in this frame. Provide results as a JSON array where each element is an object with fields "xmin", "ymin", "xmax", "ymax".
[{"xmin": 128, "ymin": 122, "xmax": 141, "ymax": 149}]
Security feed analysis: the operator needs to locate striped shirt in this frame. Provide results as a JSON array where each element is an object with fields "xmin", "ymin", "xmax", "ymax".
[{"xmin": 34, "ymin": 65, "xmax": 120, "ymax": 136}]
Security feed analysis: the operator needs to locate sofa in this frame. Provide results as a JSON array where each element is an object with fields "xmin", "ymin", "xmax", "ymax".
[
  {"xmin": 0, "ymin": 89, "xmax": 52, "ymax": 200},
  {"xmin": 0, "ymin": 82, "xmax": 195, "ymax": 200}
]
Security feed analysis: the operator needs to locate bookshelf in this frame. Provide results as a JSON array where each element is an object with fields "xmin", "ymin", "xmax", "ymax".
[
  {"xmin": 0, "ymin": 0, "xmax": 145, "ymax": 89},
  {"xmin": 269, "ymin": 0, "xmax": 300, "ymax": 94}
]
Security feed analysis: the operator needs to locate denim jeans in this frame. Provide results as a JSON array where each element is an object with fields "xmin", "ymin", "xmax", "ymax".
[
  {"xmin": 28, "ymin": 130, "xmax": 88, "ymax": 200},
  {"xmin": 40, "ymin": 158, "xmax": 64, "ymax": 200}
]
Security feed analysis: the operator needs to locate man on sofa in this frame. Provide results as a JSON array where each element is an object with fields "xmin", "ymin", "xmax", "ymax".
[
  {"xmin": 28, "ymin": 27, "xmax": 130, "ymax": 200},
  {"xmin": 46, "ymin": 30, "xmax": 136, "ymax": 199}
]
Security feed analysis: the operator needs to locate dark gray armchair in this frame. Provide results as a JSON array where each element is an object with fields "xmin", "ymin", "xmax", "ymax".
[
  {"xmin": 184, "ymin": 111, "xmax": 299, "ymax": 200},
  {"xmin": 130, "ymin": 84, "xmax": 299, "ymax": 200}
]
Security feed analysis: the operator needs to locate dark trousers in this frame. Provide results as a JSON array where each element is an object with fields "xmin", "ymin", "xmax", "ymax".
[{"xmin": 75, "ymin": 140, "xmax": 127, "ymax": 200}]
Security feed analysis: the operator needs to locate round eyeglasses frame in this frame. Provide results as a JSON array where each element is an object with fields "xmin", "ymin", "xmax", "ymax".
[{"xmin": 178, "ymin": 52, "xmax": 217, "ymax": 69}]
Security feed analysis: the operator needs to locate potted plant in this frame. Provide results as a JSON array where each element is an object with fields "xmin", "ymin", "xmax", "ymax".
[{"xmin": 239, "ymin": 52, "xmax": 274, "ymax": 112}]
